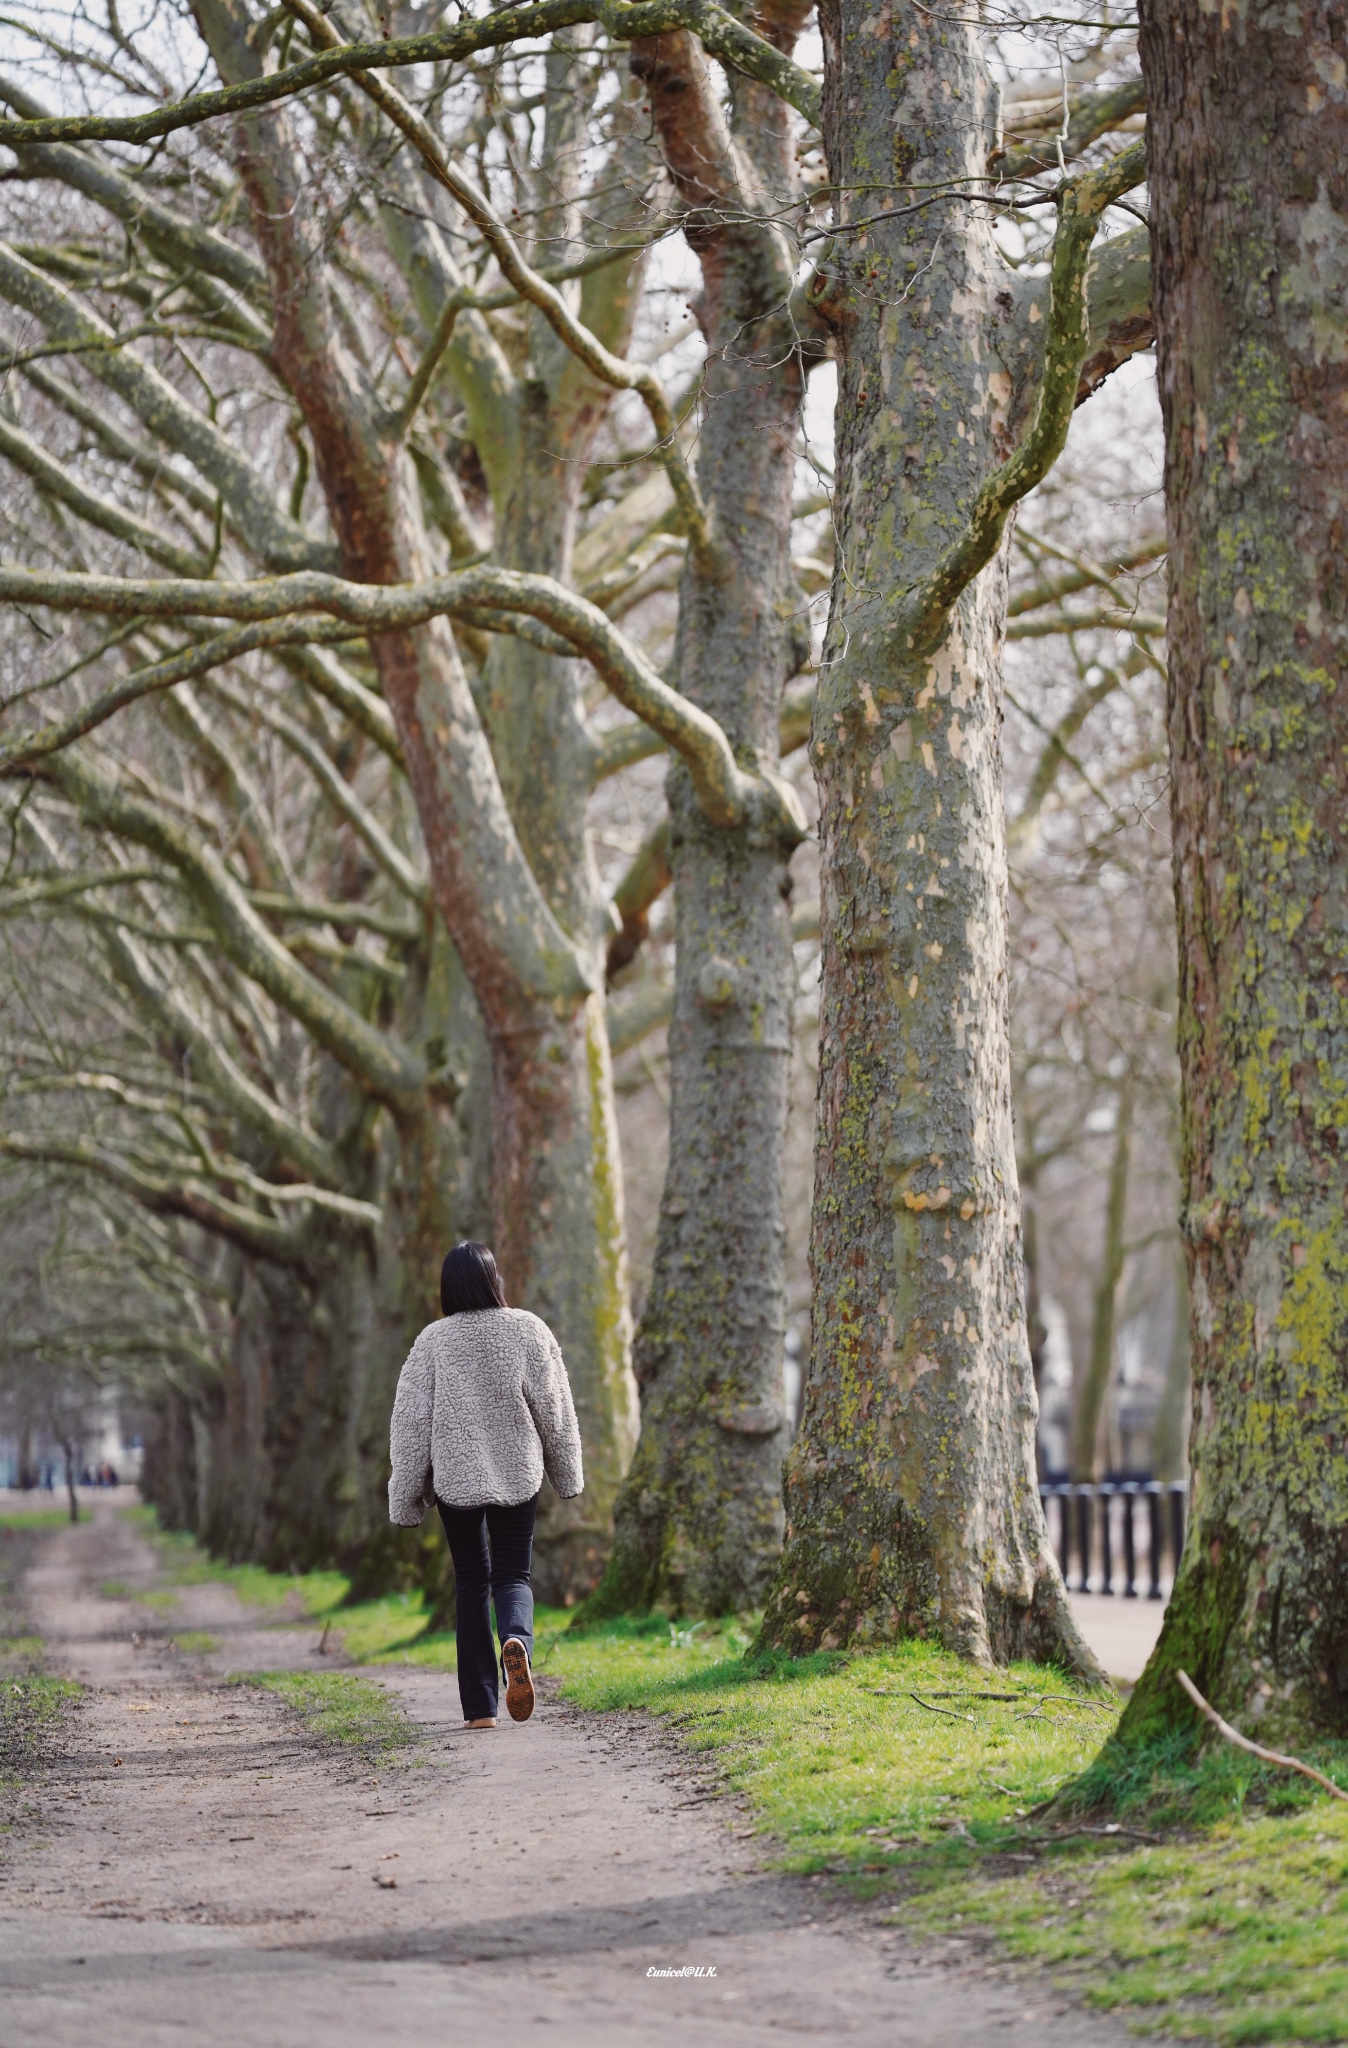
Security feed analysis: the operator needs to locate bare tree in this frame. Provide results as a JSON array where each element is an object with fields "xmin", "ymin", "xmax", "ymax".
[
  {"xmin": 0, "ymin": 0, "xmax": 814, "ymax": 1591},
  {"xmin": 760, "ymin": 4, "xmax": 1151, "ymax": 1668}
]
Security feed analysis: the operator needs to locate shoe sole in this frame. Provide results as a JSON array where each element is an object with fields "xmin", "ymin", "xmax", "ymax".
[{"xmin": 501, "ymin": 1638, "xmax": 535, "ymax": 1723}]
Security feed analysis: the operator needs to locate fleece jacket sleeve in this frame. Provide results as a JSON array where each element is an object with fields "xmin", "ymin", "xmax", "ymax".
[
  {"xmin": 387, "ymin": 1334, "xmax": 436, "ymax": 1527},
  {"xmin": 523, "ymin": 1329, "xmax": 585, "ymax": 1501}
]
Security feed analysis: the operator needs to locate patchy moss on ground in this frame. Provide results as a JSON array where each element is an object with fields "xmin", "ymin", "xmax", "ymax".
[
  {"xmin": 0, "ymin": 1674, "xmax": 83, "ymax": 1783},
  {"xmin": 241, "ymin": 1672, "xmax": 416, "ymax": 1759},
  {"xmin": 903, "ymin": 1805, "xmax": 1348, "ymax": 2044},
  {"xmin": 0, "ymin": 1509, "xmax": 73, "ymax": 1531},
  {"xmin": 1, "ymin": 1525, "xmax": 81, "ymax": 1807}
]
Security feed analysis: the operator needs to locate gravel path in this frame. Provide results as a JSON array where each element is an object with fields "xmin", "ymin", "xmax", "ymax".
[{"xmin": 1, "ymin": 1501, "xmax": 1156, "ymax": 2046}]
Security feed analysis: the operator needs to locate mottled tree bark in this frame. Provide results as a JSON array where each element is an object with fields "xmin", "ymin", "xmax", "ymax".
[
  {"xmin": 1119, "ymin": 0, "xmax": 1348, "ymax": 1745},
  {"xmin": 597, "ymin": 12, "xmax": 810, "ymax": 1613},
  {"xmin": 758, "ymin": 0, "xmax": 1098, "ymax": 1673}
]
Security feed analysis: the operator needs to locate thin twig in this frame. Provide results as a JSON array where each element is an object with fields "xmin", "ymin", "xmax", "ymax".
[
  {"xmin": 1176, "ymin": 1669, "xmax": 1348, "ymax": 1803},
  {"xmin": 907, "ymin": 1693, "xmax": 975, "ymax": 1722}
]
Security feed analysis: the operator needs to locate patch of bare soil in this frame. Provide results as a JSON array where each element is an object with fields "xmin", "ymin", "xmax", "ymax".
[{"xmin": 0, "ymin": 1500, "xmax": 1157, "ymax": 2046}]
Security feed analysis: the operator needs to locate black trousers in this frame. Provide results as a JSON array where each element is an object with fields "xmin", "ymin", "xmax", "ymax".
[{"xmin": 437, "ymin": 1492, "xmax": 538, "ymax": 1722}]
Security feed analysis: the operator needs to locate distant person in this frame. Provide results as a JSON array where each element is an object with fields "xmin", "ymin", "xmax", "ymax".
[{"xmin": 388, "ymin": 1242, "xmax": 583, "ymax": 1731}]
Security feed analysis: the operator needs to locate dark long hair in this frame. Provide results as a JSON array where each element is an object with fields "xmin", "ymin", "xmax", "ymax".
[{"xmin": 440, "ymin": 1241, "xmax": 508, "ymax": 1317}]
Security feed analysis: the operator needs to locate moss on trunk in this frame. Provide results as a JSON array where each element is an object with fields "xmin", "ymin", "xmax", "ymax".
[{"xmin": 1118, "ymin": 0, "xmax": 1348, "ymax": 1748}]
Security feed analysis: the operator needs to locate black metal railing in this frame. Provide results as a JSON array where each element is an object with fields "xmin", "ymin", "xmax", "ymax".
[{"xmin": 1038, "ymin": 1479, "xmax": 1188, "ymax": 1599}]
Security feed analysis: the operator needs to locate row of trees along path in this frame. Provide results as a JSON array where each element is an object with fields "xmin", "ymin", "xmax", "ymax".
[{"xmin": 0, "ymin": 0, "xmax": 1344, "ymax": 1749}]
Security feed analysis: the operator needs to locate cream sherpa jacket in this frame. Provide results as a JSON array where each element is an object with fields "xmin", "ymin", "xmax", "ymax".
[{"xmin": 387, "ymin": 1306, "xmax": 583, "ymax": 1524}]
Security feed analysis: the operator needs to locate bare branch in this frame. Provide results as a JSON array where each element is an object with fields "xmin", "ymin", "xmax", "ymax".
[
  {"xmin": 0, "ymin": 1129, "xmax": 307, "ymax": 1261},
  {"xmin": 276, "ymin": 642, "xmax": 401, "ymax": 760},
  {"xmin": 1176, "ymin": 1670, "xmax": 1348, "ymax": 1805},
  {"xmin": 590, "ymin": 670, "xmax": 814, "ymax": 785},
  {"xmin": 0, "ymin": 560, "xmax": 803, "ymax": 834},
  {"xmin": 0, "ymin": 413, "xmax": 206, "ymax": 575},
  {"xmin": 282, "ymin": 0, "xmax": 715, "ymax": 566},
  {"xmin": 0, "ymin": 0, "xmax": 819, "ymax": 149},
  {"xmin": 1007, "ymin": 606, "xmax": 1165, "ymax": 640},
  {"xmin": 93, "ymin": 914, "xmax": 344, "ymax": 1187},
  {"xmin": 0, "ymin": 74, "xmax": 268, "ymax": 301},
  {"xmin": 606, "ymin": 817, "xmax": 671, "ymax": 981},
  {"xmin": 37, "ymin": 747, "xmax": 426, "ymax": 1114},
  {"xmin": 14, "ymin": 351, "xmax": 218, "ymax": 524},
  {"xmin": 1007, "ymin": 670, "xmax": 1123, "ymax": 852},
  {"xmin": 892, "ymin": 140, "xmax": 1148, "ymax": 657},
  {"xmin": 219, "ymin": 684, "xmax": 428, "ymax": 905},
  {"xmin": 607, "ymin": 974, "xmax": 674, "ymax": 1055},
  {"xmin": 0, "ymin": 618, "xmax": 363, "ymax": 773},
  {"xmin": 0, "ymin": 240, "xmax": 324, "ymax": 572},
  {"xmin": 0, "ymin": 865, "xmax": 159, "ymax": 916},
  {"xmin": 996, "ymin": 76, "xmax": 1147, "ymax": 179},
  {"xmin": 1010, "ymin": 529, "xmax": 1166, "ymax": 616}
]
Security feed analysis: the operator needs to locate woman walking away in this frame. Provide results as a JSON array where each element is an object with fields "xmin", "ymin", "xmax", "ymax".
[{"xmin": 388, "ymin": 1243, "xmax": 584, "ymax": 1728}]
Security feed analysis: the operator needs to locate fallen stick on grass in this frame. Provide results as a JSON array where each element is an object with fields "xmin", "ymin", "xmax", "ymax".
[
  {"xmin": 907, "ymin": 1693, "xmax": 975, "ymax": 1721},
  {"xmin": 1176, "ymin": 1669, "xmax": 1348, "ymax": 1804}
]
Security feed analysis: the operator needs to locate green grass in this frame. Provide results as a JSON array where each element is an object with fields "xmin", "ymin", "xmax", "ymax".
[
  {"xmin": 98, "ymin": 1579, "xmax": 178, "ymax": 1610},
  {"xmin": 1, "ymin": 1674, "xmax": 82, "ymax": 1778},
  {"xmin": 171, "ymin": 1631, "xmax": 219, "ymax": 1654},
  {"xmin": 0, "ymin": 1509, "xmax": 72, "ymax": 1531},
  {"xmin": 121, "ymin": 1509, "xmax": 442, "ymax": 1652},
  {"xmin": 127, "ymin": 1511, "xmax": 346, "ymax": 1614},
  {"xmin": 904, "ymin": 1803, "xmax": 1348, "ymax": 2043},
  {"xmin": 549, "ymin": 1622, "xmax": 1116, "ymax": 1865},
  {"xmin": 242, "ymin": 1671, "xmax": 416, "ymax": 1758},
  {"xmin": 535, "ymin": 1616, "xmax": 1348, "ymax": 2046}
]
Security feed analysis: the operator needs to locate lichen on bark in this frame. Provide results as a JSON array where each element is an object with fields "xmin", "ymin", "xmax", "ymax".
[{"xmin": 1117, "ymin": 0, "xmax": 1348, "ymax": 1747}]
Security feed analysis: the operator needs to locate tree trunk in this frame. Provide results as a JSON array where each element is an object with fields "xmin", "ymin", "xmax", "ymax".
[
  {"xmin": 1119, "ymin": 0, "xmax": 1348, "ymax": 1745},
  {"xmin": 758, "ymin": 0, "xmax": 1098, "ymax": 1674},
  {"xmin": 597, "ymin": 15, "xmax": 810, "ymax": 1613},
  {"xmin": 1069, "ymin": 1078, "xmax": 1133, "ymax": 1481},
  {"xmin": 1150, "ymin": 1244, "xmax": 1189, "ymax": 1483},
  {"xmin": 61, "ymin": 1439, "xmax": 79, "ymax": 1523}
]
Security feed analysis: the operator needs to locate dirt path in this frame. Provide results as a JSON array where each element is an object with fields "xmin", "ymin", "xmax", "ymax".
[{"xmin": 1, "ymin": 1502, "xmax": 1154, "ymax": 2046}]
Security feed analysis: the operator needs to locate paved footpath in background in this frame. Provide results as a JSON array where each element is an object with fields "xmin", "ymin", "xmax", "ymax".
[{"xmin": 0, "ymin": 1500, "xmax": 1162, "ymax": 2047}]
